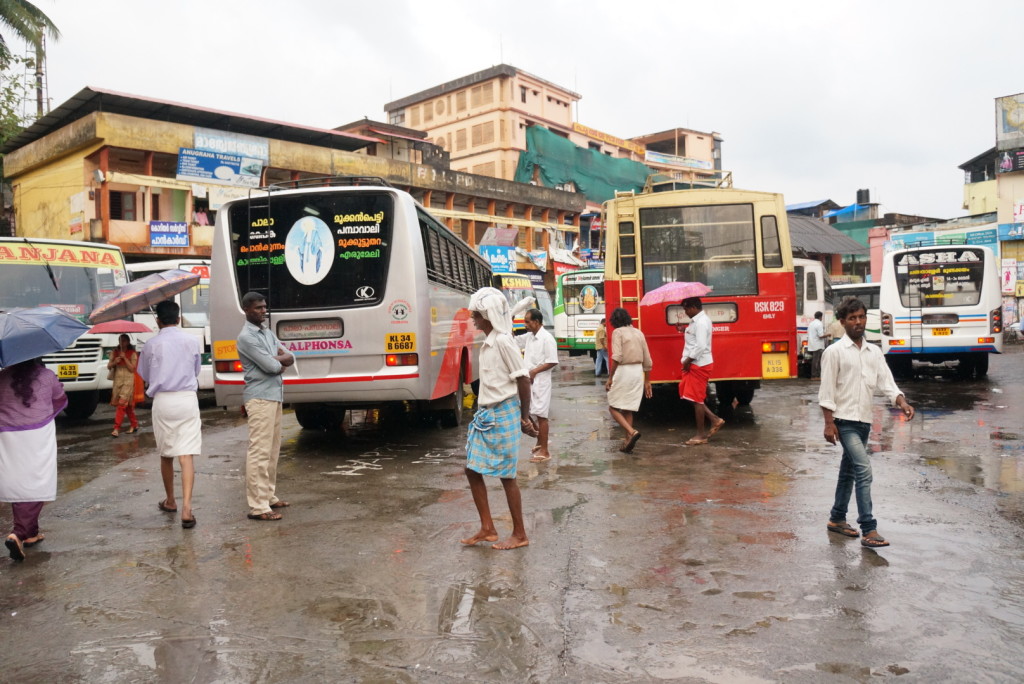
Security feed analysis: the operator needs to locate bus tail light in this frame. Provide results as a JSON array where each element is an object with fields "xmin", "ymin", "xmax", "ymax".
[
  {"xmin": 990, "ymin": 308, "xmax": 1002, "ymax": 334},
  {"xmin": 215, "ymin": 360, "xmax": 244, "ymax": 373},
  {"xmin": 881, "ymin": 312, "xmax": 893, "ymax": 336},
  {"xmin": 889, "ymin": 339, "xmax": 906, "ymax": 346},
  {"xmin": 761, "ymin": 341, "xmax": 789, "ymax": 353},
  {"xmin": 978, "ymin": 337, "xmax": 995, "ymax": 344},
  {"xmin": 386, "ymin": 353, "xmax": 418, "ymax": 367}
]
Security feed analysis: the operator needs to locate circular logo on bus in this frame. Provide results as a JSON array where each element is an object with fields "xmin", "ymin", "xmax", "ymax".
[
  {"xmin": 580, "ymin": 285, "xmax": 599, "ymax": 312},
  {"xmin": 285, "ymin": 216, "xmax": 334, "ymax": 286}
]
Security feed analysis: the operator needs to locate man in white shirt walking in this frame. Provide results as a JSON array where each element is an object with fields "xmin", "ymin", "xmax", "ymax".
[
  {"xmin": 819, "ymin": 298, "xmax": 914, "ymax": 549},
  {"xmin": 522, "ymin": 308, "xmax": 558, "ymax": 463},
  {"xmin": 807, "ymin": 311, "xmax": 827, "ymax": 378}
]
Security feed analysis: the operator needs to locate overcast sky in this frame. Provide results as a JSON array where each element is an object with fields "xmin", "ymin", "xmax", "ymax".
[{"xmin": 21, "ymin": 0, "xmax": 1024, "ymax": 219}]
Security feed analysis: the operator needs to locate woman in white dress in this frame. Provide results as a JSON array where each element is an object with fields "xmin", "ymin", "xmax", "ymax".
[{"xmin": 604, "ymin": 308, "xmax": 653, "ymax": 453}]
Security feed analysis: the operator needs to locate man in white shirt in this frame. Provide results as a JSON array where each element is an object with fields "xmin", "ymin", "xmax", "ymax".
[
  {"xmin": 522, "ymin": 308, "xmax": 558, "ymax": 463},
  {"xmin": 819, "ymin": 298, "xmax": 914, "ymax": 549},
  {"xmin": 807, "ymin": 311, "xmax": 827, "ymax": 378},
  {"xmin": 677, "ymin": 297, "xmax": 725, "ymax": 446}
]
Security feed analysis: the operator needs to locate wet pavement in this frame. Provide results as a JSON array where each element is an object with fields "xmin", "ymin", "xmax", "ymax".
[{"xmin": 2, "ymin": 347, "xmax": 1024, "ymax": 682}]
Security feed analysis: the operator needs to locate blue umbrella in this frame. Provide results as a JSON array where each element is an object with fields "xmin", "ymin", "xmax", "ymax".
[{"xmin": 0, "ymin": 306, "xmax": 91, "ymax": 368}]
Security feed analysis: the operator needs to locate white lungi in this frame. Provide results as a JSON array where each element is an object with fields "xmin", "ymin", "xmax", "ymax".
[
  {"xmin": 152, "ymin": 391, "xmax": 202, "ymax": 457},
  {"xmin": 0, "ymin": 421, "xmax": 57, "ymax": 502},
  {"xmin": 530, "ymin": 373, "xmax": 553, "ymax": 418},
  {"xmin": 607, "ymin": 363, "xmax": 645, "ymax": 412}
]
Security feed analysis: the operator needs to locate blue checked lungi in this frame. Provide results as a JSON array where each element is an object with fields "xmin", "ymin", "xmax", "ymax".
[{"xmin": 466, "ymin": 396, "xmax": 521, "ymax": 478}]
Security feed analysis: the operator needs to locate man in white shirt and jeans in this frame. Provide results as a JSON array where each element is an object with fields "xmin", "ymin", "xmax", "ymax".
[
  {"xmin": 819, "ymin": 298, "xmax": 914, "ymax": 548},
  {"xmin": 807, "ymin": 311, "xmax": 827, "ymax": 378}
]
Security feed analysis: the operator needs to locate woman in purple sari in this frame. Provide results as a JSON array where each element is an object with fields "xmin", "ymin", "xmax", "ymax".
[{"xmin": 0, "ymin": 358, "xmax": 67, "ymax": 562}]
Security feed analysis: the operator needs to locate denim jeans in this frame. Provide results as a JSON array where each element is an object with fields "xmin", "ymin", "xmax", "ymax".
[
  {"xmin": 830, "ymin": 419, "xmax": 876, "ymax": 533},
  {"xmin": 594, "ymin": 349, "xmax": 608, "ymax": 376}
]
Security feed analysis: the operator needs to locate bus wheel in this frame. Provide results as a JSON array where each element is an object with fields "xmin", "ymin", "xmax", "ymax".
[
  {"xmin": 735, "ymin": 387, "xmax": 755, "ymax": 405},
  {"xmin": 886, "ymin": 356, "xmax": 913, "ymax": 380},
  {"xmin": 974, "ymin": 353, "xmax": 989, "ymax": 377},
  {"xmin": 63, "ymin": 390, "xmax": 99, "ymax": 420},
  {"xmin": 294, "ymin": 404, "xmax": 332, "ymax": 430},
  {"xmin": 714, "ymin": 381, "xmax": 735, "ymax": 410},
  {"xmin": 440, "ymin": 370, "xmax": 465, "ymax": 429}
]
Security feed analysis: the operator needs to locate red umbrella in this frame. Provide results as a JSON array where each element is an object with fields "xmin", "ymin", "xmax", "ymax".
[
  {"xmin": 89, "ymin": 269, "xmax": 200, "ymax": 324},
  {"xmin": 640, "ymin": 281, "xmax": 712, "ymax": 307},
  {"xmin": 88, "ymin": 319, "xmax": 152, "ymax": 334}
]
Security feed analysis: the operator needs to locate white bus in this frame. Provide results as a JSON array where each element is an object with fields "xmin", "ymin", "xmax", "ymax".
[
  {"xmin": 831, "ymin": 282, "xmax": 881, "ymax": 346},
  {"xmin": 554, "ymin": 268, "xmax": 605, "ymax": 356},
  {"xmin": 793, "ymin": 258, "xmax": 834, "ymax": 376},
  {"xmin": 127, "ymin": 259, "xmax": 213, "ymax": 389},
  {"xmin": 209, "ymin": 177, "xmax": 490, "ymax": 429},
  {"xmin": 880, "ymin": 243, "xmax": 1003, "ymax": 378},
  {"xmin": 0, "ymin": 237, "xmax": 129, "ymax": 418}
]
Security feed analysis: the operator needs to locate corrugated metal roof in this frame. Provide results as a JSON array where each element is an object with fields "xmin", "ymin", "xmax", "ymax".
[
  {"xmin": 0, "ymin": 86, "xmax": 378, "ymax": 155},
  {"xmin": 787, "ymin": 215, "xmax": 868, "ymax": 255},
  {"xmin": 786, "ymin": 199, "xmax": 837, "ymax": 211}
]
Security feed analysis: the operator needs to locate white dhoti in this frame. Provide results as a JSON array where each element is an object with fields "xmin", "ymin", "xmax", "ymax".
[
  {"xmin": 0, "ymin": 421, "xmax": 57, "ymax": 502},
  {"xmin": 530, "ymin": 372, "xmax": 553, "ymax": 419},
  {"xmin": 607, "ymin": 363, "xmax": 645, "ymax": 412},
  {"xmin": 152, "ymin": 391, "xmax": 202, "ymax": 457}
]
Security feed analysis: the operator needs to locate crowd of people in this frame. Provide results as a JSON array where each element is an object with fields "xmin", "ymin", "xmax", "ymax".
[{"xmin": 2, "ymin": 289, "xmax": 912, "ymax": 560}]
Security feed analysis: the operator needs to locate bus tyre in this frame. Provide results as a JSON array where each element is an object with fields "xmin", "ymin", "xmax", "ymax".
[
  {"xmin": 440, "ymin": 370, "xmax": 465, "ymax": 429},
  {"xmin": 714, "ymin": 382, "xmax": 735, "ymax": 410},
  {"xmin": 886, "ymin": 356, "xmax": 913, "ymax": 380},
  {"xmin": 63, "ymin": 390, "xmax": 99, "ymax": 420},
  {"xmin": 294, "ymin": 404, "xmax": 330, "ymax": 431},
  {"xmin": 735, "ymin": 387, "xmax": 755, "ymax": 405},
  {"xmin": 974, "ymin": 353, "xmax": 989, "ymax": 377}
]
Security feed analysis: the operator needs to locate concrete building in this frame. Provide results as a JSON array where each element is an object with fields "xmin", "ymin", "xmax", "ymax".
[{"xmin": 0, "ymin": 87, "xmax": 583, "ymax": 274}]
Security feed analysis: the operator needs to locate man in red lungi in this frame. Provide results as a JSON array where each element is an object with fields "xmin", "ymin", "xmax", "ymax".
[{"xmin": 677, "ymin": 297, "xmax": 725, "ymax": 446}]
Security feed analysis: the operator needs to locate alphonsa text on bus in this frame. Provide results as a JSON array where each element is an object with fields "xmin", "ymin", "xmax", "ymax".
[{"xmin": 283, "ymin": 339, "xmax": 354, "ymax": 354}]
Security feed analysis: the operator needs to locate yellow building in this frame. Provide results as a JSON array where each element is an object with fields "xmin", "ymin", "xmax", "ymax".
[{"xmin": 0, "ymin": 87, "xmax": 583, "ymax": 261}]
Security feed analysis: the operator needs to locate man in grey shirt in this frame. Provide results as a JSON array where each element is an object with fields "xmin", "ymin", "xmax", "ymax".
[{"xmin": 236, "ymin": 292, "xmax": 294, "ymax": 521}]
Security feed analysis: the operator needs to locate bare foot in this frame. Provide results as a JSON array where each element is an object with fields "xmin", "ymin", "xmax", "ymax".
[
  {"xmin": 460, "ymin": 530, "xmax": 499, "ymax": 546},
  {"xmin": 492, "ymin": 536, "xmax": 529, "ymax": 550}
]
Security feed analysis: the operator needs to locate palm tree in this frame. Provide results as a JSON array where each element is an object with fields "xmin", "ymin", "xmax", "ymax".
[{"xmin": 0, "ymin": 0, "xmax": 59, "ymax": 65}]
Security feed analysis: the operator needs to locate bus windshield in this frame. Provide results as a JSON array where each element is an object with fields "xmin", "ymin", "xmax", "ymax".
[
  {"xmin": 639, "ymin": 203, "xmax": 757, "ymax": 295},
  {"xmin": 893, "ymin": 248, "xmax": 986, "ymax": 308},
  {"xmin": 561, "ymin": 279, "xmax": 604, "ymax": 315},
  {"xmin": 0, "ymin": 243, "xmax": 127, "ymax": 321},
  {"xmin": 229, "ymin": 191, "xmax": 393, "ymax": 310}
]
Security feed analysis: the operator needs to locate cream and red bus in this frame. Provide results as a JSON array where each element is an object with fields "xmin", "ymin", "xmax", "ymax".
[{"xmin": 602, "ymin": 175, "xmax": 797, "ymax": 406}]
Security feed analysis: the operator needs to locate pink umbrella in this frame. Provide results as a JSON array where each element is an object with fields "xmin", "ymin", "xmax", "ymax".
[
  {"xmin": 640, "ymin": 281, "xmax": 712, "ymax": 307},
  {"xmin": 88, "ymin": 319, "xmax": 153, "ymax": 334}
]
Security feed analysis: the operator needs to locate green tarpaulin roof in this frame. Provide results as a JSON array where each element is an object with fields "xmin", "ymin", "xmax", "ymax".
[{"xmin": 514, "ymin": 126, "xmax": 651, "ymax": 204}]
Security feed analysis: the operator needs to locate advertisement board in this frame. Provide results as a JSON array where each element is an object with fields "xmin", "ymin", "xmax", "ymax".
[
  {"xmin": 478, "ymin": 245, "xmax": 516, "ymax": 272},
  {"xmin": 150, "ymin": 221, "xmax": 189, "ymax": 247},
  {"xmin": 996, "ymin": 93, "xmax": 1024, "ymax": 151},
  {"xmin": 176, "ymin": 148, "xmax": 262, "ymax": 188}
]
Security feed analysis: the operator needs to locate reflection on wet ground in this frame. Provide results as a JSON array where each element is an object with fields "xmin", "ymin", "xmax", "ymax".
[{"xmin": 2, "ymin": 352, "xmax": 1024, "ymax": 680}]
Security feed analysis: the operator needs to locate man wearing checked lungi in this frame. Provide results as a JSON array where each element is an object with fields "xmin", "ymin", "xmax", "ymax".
[{"xmin": 460, "ymin": 287, "xmax": 538, "ymax": 551}]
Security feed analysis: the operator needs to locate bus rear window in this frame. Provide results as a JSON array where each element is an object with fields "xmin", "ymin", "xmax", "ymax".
[
  {"xmin": 230, "ymin": 192, "xmax": 393, "ymax": 310},
  {"xmin": 893, "ymin": 248, "xmax": 985, "ymax": 308},
  {"xmin": 639, "ymin": 203, "xmax": 757, "ymax": 296}
]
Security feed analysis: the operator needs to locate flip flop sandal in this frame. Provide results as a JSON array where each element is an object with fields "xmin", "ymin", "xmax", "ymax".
[
  {"xmin": 708, "ymin": 420, "xmax": 725, "ymax": 437},
  {"xmin": 23, "ymin": 534, "xmax": 44, "ymax": 547},
  {"xmin": 270, "ymin": 501, "xmax": 290, "ymax": 509},
  {"xmin": 827, "ymin": 521, "xmax": 860, "ymax": 538},
  {"xmin": 158, "ymin": 500, "xmax": 177, "ymax": 513},
  {"xmin": 181, "ymin": 516, "xmax": 197, "ymax": 529},
  {"xmin": 861, "ymin": 532, "xmax": 890, "ymax": 548},
  {"xmin": 247, "ymin": 512, "xmax": 283, "ymax": 521},
  {"xmin": 623, "ymin": 431, "xmax": 642, "ymax": 453},
  {"xmin": 5, "ymin": 535, "xmax": 25, "ymax": 561},
  {"xmin": 684, "ymin": 437, "xmax": 708, "ymax": 446}
]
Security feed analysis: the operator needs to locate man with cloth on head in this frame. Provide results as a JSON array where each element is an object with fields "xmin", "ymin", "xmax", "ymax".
[
  {"xmin": 521, "ymin": 307, "xmax": 558, "ymax": 463},
  {"xmin": 461, "ymin": 287, "xmax": 538, "ymax": 551},
  {"xmin": 137, "ymin": 300, "xmax": 202, "ymax": 529},
  {"xmin": 677, "ymin": 296, "xmax": 725, "ymax": 446}
]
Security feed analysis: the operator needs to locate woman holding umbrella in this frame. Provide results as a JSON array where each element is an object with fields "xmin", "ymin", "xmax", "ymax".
[
  {"xmin": 108, "ymin": 333, "xmax": 140, "ymax": 437},
  {"xmin": 0, "ymin": 358, "xmax": 67, "ymax": 562}
]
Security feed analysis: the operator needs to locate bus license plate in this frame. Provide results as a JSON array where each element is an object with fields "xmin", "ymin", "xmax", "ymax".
[
  {"xmin": 58, "ymin": 364, "xmax": 79, "ymax": 379},
  {"xmin": 931, "ymin": 328, "xmax": 951, "ymax": 336},
  {"xmin": 385, "ymin": 333, "xmax": 416, "ymax": 352},
  {"xmin": 582, "ymin": 330, "xmax": 594, "ymax": 337},
  {"xmin": 761, "ymin": 353, "xmax": 789, "ymax": 379}
]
